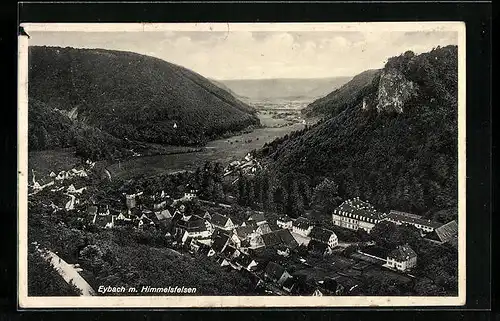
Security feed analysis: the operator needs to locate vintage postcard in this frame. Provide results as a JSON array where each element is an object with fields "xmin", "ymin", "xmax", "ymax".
[{"xmin": 18, "ymin": 22, "xmax": 466, "ymax": 308}]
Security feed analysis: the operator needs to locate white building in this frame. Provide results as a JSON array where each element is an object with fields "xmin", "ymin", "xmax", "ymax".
[
  {"xmin": 385, "ymin": 244, "xmax": 417, "ymax": 272},
  {"xmin": 332, "ymin": 197, "xmax": 386, "ymax": 233}
]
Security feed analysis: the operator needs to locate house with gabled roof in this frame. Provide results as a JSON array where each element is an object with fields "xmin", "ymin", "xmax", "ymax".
[
  {"xmin": 221, "ymin": 245, "xmax": 240, "ymax": 261},
  {"xmin": 233, "ymin": 253, "xmax": 258, "ymax": 271},
  {"xmin": 211, "ymin": 213, "xmax": 235, "ymax": 231},
  {"xmin": 425, "ymin": 220, "xmax": 458, "ymax": 245},
  {"xmin": 92, "ymin": 213, "xmax": 115, "ymax": 229},
  {"xmin": 309, "ymin": 227, "xmax": 338, "ymax": 249},
  {"xmin": 277, "ymin": 215, "xmax": 293, "ymax": 230},
  {"xmin": 87, "ymin": 205, "xmax": 98, "ymax": 217},
  {"xmin": 264, "ymin": 262, "xmax": 292, "ymax": 286},
  {"xmin": 212, "ymin": 233, "xmax": 230, "ymax": 253},
  {"xmin": 247, "ymin": 212, "xmax": 267, "ymax": 226},
  {"xmin": 256, "ymin": 222, "xmax": 272, "ymax": 235},
  {"xmin": 384, "ymin": 244, "xmax": 417, "ymax": 272},
  {"xmin": 292, "ymin": 217, "xmax": 313, "ymax": 237},
  {"xmin": 308, "ymin": 240, "xmax": 332, "ymax": 256}
]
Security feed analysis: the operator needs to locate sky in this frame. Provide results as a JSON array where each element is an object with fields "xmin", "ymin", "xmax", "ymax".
[{"xmin": 28, "ymin": 29, "xmax": 458, "ymax": 80}]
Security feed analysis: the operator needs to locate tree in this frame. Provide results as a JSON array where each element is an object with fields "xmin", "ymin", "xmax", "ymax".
[
  {"xmin": 311, "ymin": 178, "xmax": 342, "ymax": 221},
  {"xmin": 370, "ymin": 221, "xmax": 397, "ymax": 247},
  {"xmin": 286, "ymin": 181, "xmax": 304, "ymax": 218},
  {"xmin": 213, "ymin": 182, "xmax": 225, "ymax": 203}
]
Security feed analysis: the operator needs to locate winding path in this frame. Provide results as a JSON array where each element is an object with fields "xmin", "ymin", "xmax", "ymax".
[{"xmin": 38, "ymin": 248, "xmax": 96, "ymax": 296}]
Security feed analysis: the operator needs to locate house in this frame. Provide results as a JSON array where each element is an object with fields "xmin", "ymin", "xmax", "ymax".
[
  {"xmin": 154, "ymin": 209, "xmax": 172, "ymax": 221},
  {"xmin": 153, "ymin": 200, "xmax": 167, "ymax": 210},
  {"xmin": 98, "ymin": 205, "xmax": 110, "ymax": 216},
  {"xmin": 67, "ymin": 184, "xmax": 86, "ymax": 194},
  {"xmin": 309, "ymin": 227, "xmax": 338, "ymax": 249},
  {"xmin": 261, "ymin": 231, "xmax": 282, "ymax": 248},
  {"xmin": 307, "ymin": 240, "xmax": 332, "ymax": 256},
  {"xmin": 203, "ymin": 211, "xmax": 212, "ymax": 220},
  {"xmin": 276, "ymin": 229, "xmax": 299, "ymax": 249},
  {"xmin": 241, "ymin": 220, "xmax": 258, "ymax": 229},
  {"xmin": 87, "ymin": 205, "xmax": 98, "ymax": 217},
  {"xmin": 211, "ymin": 213, "xmax": 235, "ymax": 231},
  {"xmin": 292, "ymin": 217, "xmax": 313, "ymax": 237},
  {"xmin": 233, "ymin": 253, "xmax": 258, "ymax": 271},
  {"xmin": 115, "ymin": 211, "xmax": 134, "ymax": 226},
  {"xmin": 233, "ymin": 225, "xmax": 257, "ymax": 241},
  {"xmin": 256, "ymin": 222, "xmax": 272, "ymax": 235},
  {"xmin": 384, "ymin": 244, "xmax": 417, "ymax": 272},
  {"xmin": 425, "ymin": 220, "xmax": 458, "ymax": 245},
  {"xmin": 264, "ymin": 262, "xmax": 292, "ymax": 286},
  {"xmin": 276, "ymin": 245, "xmax": 291, "ymax": 257},
  {"xmin": 383, "ymin": 210, "xmax": 442, "ymax": 235},
  {"xmin": 247, "ymin": 212, "xmax": 267, "ymax": 226},
  {"xmin": 221, "ymin": 245, "xmax": 240, "ymax": 260},
  {"xmin": 282, "ymin": 277, "xmax": 296, "ymax": 293},
  {"xmin": 64, "ymin": 194, "xmax": 76, "ymax": 211},
  {"xmin": 261, "ymin": 229, "xmax": 299, "ymax": 250},
  {"xmin": 212, "ymin": 233, "xmax": 230, "ymax": 253},
  {"xmin": 125, "ymin": 194, "xmax": 137, "ymax": 209},
  {"xmin": 49, "ymin": 171, "xmax": 56, "ymax": 177},
  {"xmin": 175, "ymin": 216, "xmax": 212, "ymax": 238},
  {"xmin": 55, "ymin": 171, "xmax": 66, "ymax": 181},
  {"xmin": 183, "ymin": 190, "xmax": 198, "ymax": 200},
  {"xmin": 332, "ymin": 198, "xmax": 386, "ymax": 233},
  {"xmin": 92, "ymin": 213, "xmax": 115, "ymax": 229},
  {"xmin": 277, "ymin": 215, "xmax": 293, "ymax": 230}
]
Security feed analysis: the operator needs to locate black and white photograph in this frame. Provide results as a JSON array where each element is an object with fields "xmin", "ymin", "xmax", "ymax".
[{"xmin": 18, "ymin": 22, "xmax": 466, "ymax": 308}]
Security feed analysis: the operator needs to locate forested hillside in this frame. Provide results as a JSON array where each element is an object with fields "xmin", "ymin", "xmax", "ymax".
[
  {"xmin": 28, "ymin": 46, "xmax": 259, "ymax": 159},
  {"xmin": 259, "ymin": 46, "xmax": 459, "ymax": 220},
  {"xmin": 301, "ymin": 69, "xmax": 381, "ymax": 117}
]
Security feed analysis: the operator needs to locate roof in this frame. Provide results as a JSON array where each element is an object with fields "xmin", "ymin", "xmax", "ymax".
[
  {"xmin": 176, "ymin": 217, "xmax": 207, "ymax": 232},
  {"xmin": 154, "ymin": 209, "xmax": 172, "ymax": 221},
  {"xmin": 276, "ymin": 229, "xmax": 299, "ymax": 248},
  {"xmin": 212, "ymin": 234, "xmax": 230, "ymax": 253},
  {"xmin": 388, "ymin": 244, "xmax": 417, "ymax": 261},
  {"xmin": 331, "ymin": 275, "xmax": 361, "ymax": 293},
  {"xmin": 221, "ymin": 245, "xmax": 238, "ymax": 258},
  {"xmin": 248, "ymin": 212, "xmax": 266, "ymax": 223},
  {"xmin": 257, "ymin": 223, "xmax": 272, "ymax": 234},
  {"xmin": 277, "ymin": 215, "xmax": 292, "ymax": 223},
  {"xmin": 434, "ymin": 220, "xmax": 458, "ymax": 243},
  {"xmin": 262, "ymin": 232, "xmax": 282, "ymax": 247},
  {"xmin": 211, "ymin": 213, "xmax": 230, "ymax": 227},
  {"xmin": 386, "ymin": 210, "xmax": 442, "ymax": 229},
  {"xmin": 234, "ymin": 253, "xmax": 254, "ymax": 268},
  {"xmin": 87, "ymin": 206, "xmax": 98, "ymax": 216},
  {"xmin": 282, "ymin": 277, "xmax": 296, "ymax": 290},
  {"xmin": 234, "ymin": 226, "xmax": 256, "ymax": 239},
  {"xmin": 308, "ymin": 240, "xmax": 329, "ymax": 254},
  {"xmin": 309, "ymin": 227, "xmax": 335, "ymax": 243},
  {"xmin": 335, "ymin": 198, "xmax": 385, "ymax": 220},
  {"xmin": 243, "ymin": 220, "xmax": 258, "ymax": 229},
  {"xmin": 261, "ymin": 229, "xmax": 299, "ymax": 249},
  {"xmin": 94, "ymin": 214, "xmax": 114, "ymax": 227},
  {"xmin": 265, "ymin": 261, "xmax": 286, "ymax": 280},
  {"xmin": 293, "ymin": 217, "xmax": 311, "ymax": 230}
]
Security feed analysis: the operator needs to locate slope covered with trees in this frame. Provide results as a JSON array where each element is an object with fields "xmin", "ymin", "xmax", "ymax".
[
  {"xmin": 259, "ymin": 46, "xmax": 458, "ymax": 219},
  {"xmin": 28, "ymin": 46, "xmax": 260, "ymax": 158}
]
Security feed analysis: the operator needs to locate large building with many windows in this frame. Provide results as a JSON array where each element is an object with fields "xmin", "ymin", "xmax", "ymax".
[{"xmin": 332, "ymin": 197, "xmax": 386, "ymax": 233}]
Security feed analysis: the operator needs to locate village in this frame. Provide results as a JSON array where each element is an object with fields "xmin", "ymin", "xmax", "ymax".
[{"xmin": 27, "ymin": 152, "xmax": 458, "ymax": 296}]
